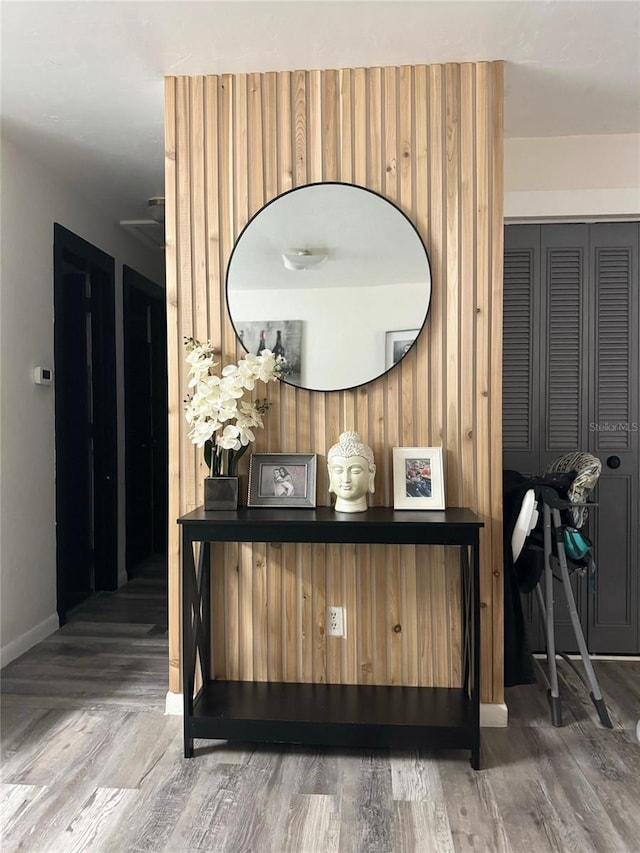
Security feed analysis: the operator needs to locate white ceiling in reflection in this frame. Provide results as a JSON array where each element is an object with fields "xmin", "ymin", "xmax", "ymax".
[{"xmin": 227, "ymin": 184, "xmax": 429, "ymax": 291}]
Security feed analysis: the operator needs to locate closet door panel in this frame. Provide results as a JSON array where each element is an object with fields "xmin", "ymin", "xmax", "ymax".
[
  {"xmin": 540, "ymin": 224, "xmax": 590, "ymax": 470},
  {"xmin": 588, "ymin": 223, "xmax": 639, "ymax": 653},
  {"xmin": 503, "ymin": 225, "xmax": 541, "ymax": 476},
  {"xmin": 503, "ymin": 226, "xmax": 542, "ymax": 651},
  {"xmin": 539, "ymin": 225, "xmax": 590, "ymax": 651}
]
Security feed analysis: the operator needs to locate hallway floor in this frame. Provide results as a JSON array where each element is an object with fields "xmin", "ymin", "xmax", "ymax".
[{"xmin": 1, "ymin": 569, "xmax": 639, "ymax": 852}]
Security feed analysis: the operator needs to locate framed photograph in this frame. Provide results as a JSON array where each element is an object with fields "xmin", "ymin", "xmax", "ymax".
[
  {"xmin": 248, "ymin": 453, "xmax": 317, "ymax": 508},
  {"xmin": 385, "ymin": 329, "xmax": 420, "ymax": 369},
  {"xmin": 392, "ymin": 447, "xmax": 445, "ymax": 510},
  {"xmin": 236, "ymin": 320, "xmax": 302, "ymax": 384}
]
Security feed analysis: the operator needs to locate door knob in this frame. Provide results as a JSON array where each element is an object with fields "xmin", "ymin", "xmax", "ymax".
[{"xmin": 606, "ymin": 456, "xmax": 621, "ymax": 469}]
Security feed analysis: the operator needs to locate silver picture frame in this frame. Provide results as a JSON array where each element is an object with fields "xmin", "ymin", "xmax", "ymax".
[{"xmin": 248, "ymin": 453, "xmax": 317, "ymax": 508}]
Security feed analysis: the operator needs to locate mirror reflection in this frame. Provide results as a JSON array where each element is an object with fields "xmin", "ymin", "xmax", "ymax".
[{"xmin": 226, "ymin": 182, "xmax": 431, "ymax": 392}]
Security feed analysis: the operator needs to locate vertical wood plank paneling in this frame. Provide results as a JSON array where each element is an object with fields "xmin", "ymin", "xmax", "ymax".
[
  {"xmin": 402, "ymin": 544, "xmax": 418, "ymax": 686},
  {"xmin": 204, "ymin": 77, "xmax": 226, "ymax": 677},
  {"xmin": 444, "ymin": 64, "xmax": 463, "ymax": 686},
  {"xmin": 326, "ymin": 543, "xmax": 342, "ymax": 683},
  {"xmin": 248, "ymin": 71, "xmax": 267, "ymax": 461},
  {"xmin": 261, "ymin": 74, "xmax": 284, "ymax": 678},
  {"xmin": 253, "ymin": 542, "xmax": 268, "ymax": 681},
  {"xmin": 299, "ymin": 542, "xmax": 313, "ymax": 682},
  {"xmin": 342, "ymin": 543, "xmax": 357, "ymax": 683},
  {"xmin": 219, "ymin": 75, "xmax": 234, "ymax": 360},
  {"xmin": 276, "ymin": 72, "xmax": 301, "ymax": 681},
  {"xmin": 219, "ymin": 74, "xmax": 239, "ymax": 681},
  {"xmin": 400, "ymin": 65, "xmax": 417, "ymax": 450},
  {"xmin": 283, "ymin": 537, "xmax": 297, "ymax": 682},
  {"xmin": 190, "ymin": 78, "xmax": 207, "ymax": 347},
  {"xmin": 490, "ymin": 62, "xmax": 505, "ymax": 702},
  {"xmin": 357, "ymin": 542, "xmax": 373, "ymax": 684},
  {"xmin": 262, "ymin": 73, "xmax": 281, "ymax": 454},
  {"xmin": 175, "ymin": 77, "xmax": 197, "ymax": 516},
  {"xmin": 368, "ymin": 67, "xmax": 385, "ymax": 513},
  {"xmin": 474, "ymin": 62, "xmax": 495, "ymax": 699},
  {"xmin": 426, "ymin": 66, "xmax": 449, "ymax": 688},
  {"xmin": 267, "ymin": 542, "xmax": 282, "ymax": 682},
  {"xmin": 312, "ymin": 543, "xmax": 327, "ymax": 683},
  {"xmin": 445, "ymin": 63, "xmax": 460, "ymax": 506},
  {"xmin": 166, "ymin": 62, "xmax": 505, "ymax": 704},
  {"xmin": 459, "ymin": 64, "xmax": 477, "ymax": 511},
  {"xmin": 164, "ymin": 78, "xmax": 181, "ymax": 692},
  {"xmin": 414, "ymin": 65, "xmax": 430, "ymax": 448},
  {"xmin": 224, "ymin": 541, "xmax": 239, "ymax": 679},
  {"xmin": 384, "ymin": 65, "xmax": 400, "ymax": 509}
]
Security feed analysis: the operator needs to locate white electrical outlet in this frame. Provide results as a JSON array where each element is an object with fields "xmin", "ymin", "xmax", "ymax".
[{"xmin": 327, "ymin": 605, "xmax": 346, "ymax": 637}]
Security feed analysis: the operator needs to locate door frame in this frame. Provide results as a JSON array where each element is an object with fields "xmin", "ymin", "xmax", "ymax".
[
  {"xmin": 53, "ymin": 224, "xmax": 118, "ymax": 619},
  {"xmin": 123, "ymin": 264, "xmax": 168, "ymax": 575},
  {"xmin": 503, "ymin": 219, "xmax": 640, "ymax": 654}
]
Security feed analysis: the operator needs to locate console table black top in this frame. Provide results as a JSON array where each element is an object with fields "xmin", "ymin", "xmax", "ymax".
[{"xmin": 178, "ymin": 506, "xmax": 483, "ymax": 545}]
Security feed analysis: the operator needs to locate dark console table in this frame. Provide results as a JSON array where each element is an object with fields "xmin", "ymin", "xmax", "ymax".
[{"xmin": 178, "ymin": 506, "xmax": 483, "ymax": 768}]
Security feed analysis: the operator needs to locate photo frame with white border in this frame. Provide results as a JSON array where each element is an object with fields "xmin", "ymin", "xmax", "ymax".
[
  {"xmin": 248, "ymin": 453, "xmax": 317, "ymax": 508},
  {"xmin": 385, "ymin": 329, "xmax": 420, "ymax": 370},
  {"xmin": 392, "ymin": 447, "xmax": 445, "ymax": 510}
]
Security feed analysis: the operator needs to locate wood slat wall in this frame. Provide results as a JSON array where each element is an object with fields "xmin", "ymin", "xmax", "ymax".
[{"xmin": 165, "ymin": 62, "xmax": 504, "ymax": 703}]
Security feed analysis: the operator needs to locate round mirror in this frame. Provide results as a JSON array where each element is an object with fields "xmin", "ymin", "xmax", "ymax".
[{"xmin": 226, "ymin": 182, "xmax": 431, "ymax": 392}]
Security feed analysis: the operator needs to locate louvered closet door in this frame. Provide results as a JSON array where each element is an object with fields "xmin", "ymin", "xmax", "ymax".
[
  {"xmin": 503, "ymin": 225, "xmax": 541, "ymax": 476},
  {"xmin": 503, "ymin": 225, "xmax": 543, "ymax": 648},
  {"xmin": 540, "ymin": 225, "xmax": 590, "ymax": 470},
  {"xmin": 540, "ymin": 225, "xmax": 590, "ymax": 652},
  {"xmin": 504, "ymin": 223, "xmax": 640, "ymax": 655},
  {"xmin": 587, "ymin": 223, "xmax": 639, "ymax": 653}
]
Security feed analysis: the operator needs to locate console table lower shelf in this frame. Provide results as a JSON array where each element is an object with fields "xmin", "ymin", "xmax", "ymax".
[{"xmin": 188, "ymin": 680, "xmax": 475, "ymax": 751}]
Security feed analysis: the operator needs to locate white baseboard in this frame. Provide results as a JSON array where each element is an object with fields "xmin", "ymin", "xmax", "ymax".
[
  {"xmin": 0, "ymin": 612, "xmax": 59, "ymax": 669},
  {"xmin": 165, "ymin": 691, "xmax": 183, "ymax": 715},
  {"xmin": 480, "ymin": 702, "xmax": 508, "ymax": 727},
  {"xmin": 164, "ymin": 690, "xmax": 509, "ymax": 728}
]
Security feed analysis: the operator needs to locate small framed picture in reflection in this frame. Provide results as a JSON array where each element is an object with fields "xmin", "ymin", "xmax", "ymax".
[{"xmin": 385, "ymin": 329, "xmax": 419, "ymax": 369}]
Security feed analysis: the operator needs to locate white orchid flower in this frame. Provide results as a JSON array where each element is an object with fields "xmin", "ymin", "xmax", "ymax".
[
  {"xmin": 187, "ymin": 419, "xmax": 217, "ymax": 447},
  {"xmin": 184, "ymin": 336, "xmax": 282, "ymax": 474},
  {"xmin": 216, "ymin": 424, "xmax": 241, "ymax": 450}
]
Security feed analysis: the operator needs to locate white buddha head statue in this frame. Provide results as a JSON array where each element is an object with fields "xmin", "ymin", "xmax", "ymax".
[{"xmin": 327, "ymin": 431, "xmax": 376, "ymax": 513}]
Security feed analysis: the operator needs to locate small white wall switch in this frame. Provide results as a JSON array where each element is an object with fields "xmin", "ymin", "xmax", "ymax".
[
  {"xmin": 327, "ymin": 606, "xmax": 346, "ymax": 637},
  {"xmin": 33, "ymin": 366, "xmax": 53, "ymax": 386}
]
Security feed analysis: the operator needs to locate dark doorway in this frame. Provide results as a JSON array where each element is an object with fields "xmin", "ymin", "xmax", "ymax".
[
  {"xmin": 123, "ymin": 266, "xmax": 168, "ymax": 576},
  {"xmin": 53, "ymin": 224, "xmax": 118, "ymax": 623}
]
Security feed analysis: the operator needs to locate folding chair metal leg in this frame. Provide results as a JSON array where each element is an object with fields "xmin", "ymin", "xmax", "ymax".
[
  {"xmin": 551, "ymin": 508, "xmax": 613, "ymax": 728},
  {"xmin": 542, "ymin": 503, "xmax": 563, "ymax": 726}
]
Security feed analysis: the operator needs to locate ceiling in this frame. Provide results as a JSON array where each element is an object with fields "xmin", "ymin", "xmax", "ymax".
[{"xmin": 2, "ymin": 0, "xmax": 639, "ymax": 229}]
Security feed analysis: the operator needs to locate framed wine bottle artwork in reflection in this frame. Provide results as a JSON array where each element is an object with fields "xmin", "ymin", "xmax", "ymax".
[{"xmin": 236, "ymin": 320, "xmax": 302, "ymax": 384}]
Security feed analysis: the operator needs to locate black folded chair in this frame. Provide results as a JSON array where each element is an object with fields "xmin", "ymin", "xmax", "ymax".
[{"xmin": 508, "ymin": 452, "xmax": 613, "ymax": 728}]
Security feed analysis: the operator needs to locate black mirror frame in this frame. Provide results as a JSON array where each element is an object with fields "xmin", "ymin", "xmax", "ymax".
[{"xmin": 225, "ymin": 181, "xmax": 432, "ymax": 393}]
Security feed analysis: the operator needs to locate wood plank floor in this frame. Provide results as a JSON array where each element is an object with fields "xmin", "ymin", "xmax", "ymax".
[{"xmin": 1, "ymin": 564, "xmax": 639, "ymax": 853}]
